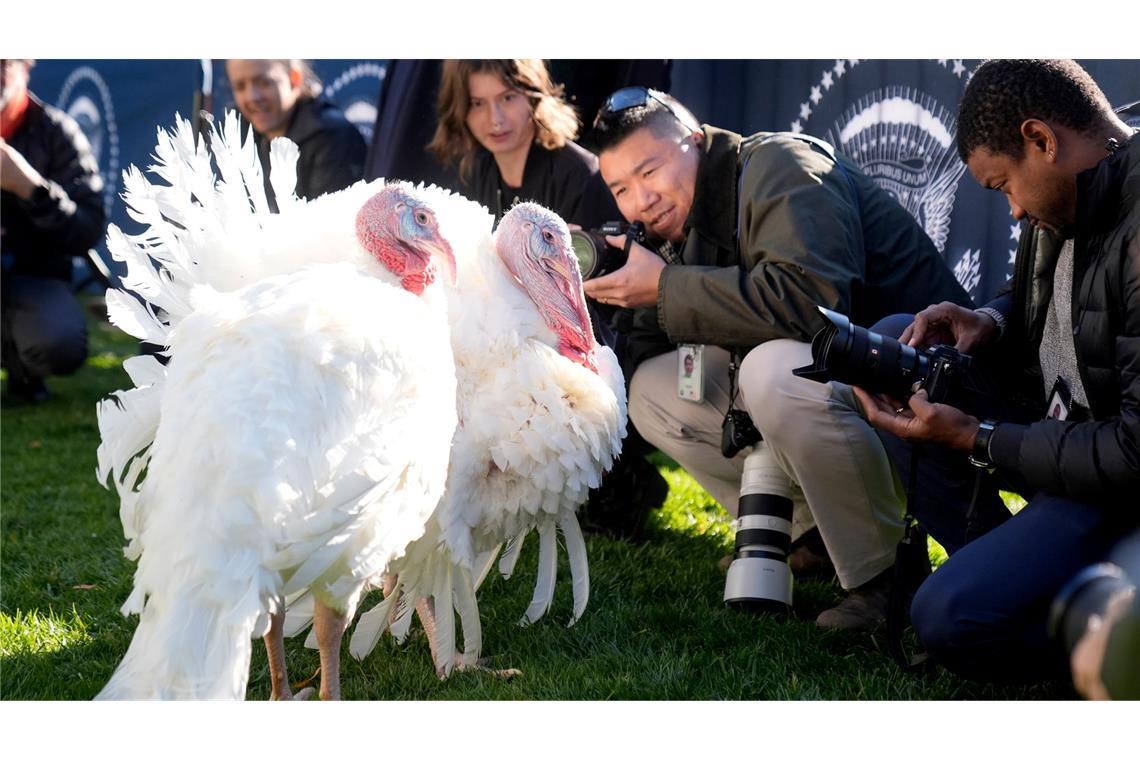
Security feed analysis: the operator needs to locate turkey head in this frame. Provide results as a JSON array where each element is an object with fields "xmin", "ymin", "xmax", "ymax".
[
  {"xmin": 495, "ymin": 202, "xmax": 597, "ymax": 372},
  {"xmin": 356, "ymin": 184, "xmax": 457, "ymax": 295}
]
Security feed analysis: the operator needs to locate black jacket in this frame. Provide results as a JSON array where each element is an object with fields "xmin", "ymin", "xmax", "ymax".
[
  {"xmin": 463, "ymin": 140, "xmax": 619, "ymax": 228},
  {"xmin": 257, "ymin": 97, "xmax": 366, "ymax": 210},
  {"xmin": 624, "ymin": 127, "xmax": 973, "ymax": 370},
  {"xmin": 1, "ymin": 94, "xmax": 105, "ymax": 281},
  {"xmin": 988, "ymin": 133, "xmax": 1140, "ymax": 503}
]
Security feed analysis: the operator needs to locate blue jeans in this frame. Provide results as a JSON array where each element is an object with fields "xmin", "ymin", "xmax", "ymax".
[{"xmin": 911, "ymin": 492, "xmax": 1132, "ymax": 682}]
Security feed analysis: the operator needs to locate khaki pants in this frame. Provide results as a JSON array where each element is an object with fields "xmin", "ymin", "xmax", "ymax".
[{"xmin": 629, "ymin": 341, "xmax": 904, "ymax": 589}]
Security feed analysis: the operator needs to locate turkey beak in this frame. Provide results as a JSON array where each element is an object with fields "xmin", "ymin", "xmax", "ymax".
[{"xmin": 426, "ymin": 237, "xmax": 457, "ymax": 287}]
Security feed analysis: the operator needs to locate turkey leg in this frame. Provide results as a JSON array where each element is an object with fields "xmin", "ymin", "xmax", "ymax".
[
  {"xmin": 416, "ymin": 595, "xmax": 520, "ymax": 680},
  {"xmin": 263, "ymin": 605, "xmax": 294, "ymax": 700},
  {"xmin": 313, "ymin": 599, "xmax": 349, "ymax": 700}
]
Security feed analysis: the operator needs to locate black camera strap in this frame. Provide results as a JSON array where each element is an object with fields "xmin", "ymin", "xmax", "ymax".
[{"xmin": 887, "ymin": 443, "xmax": 932, "ymax": 671}]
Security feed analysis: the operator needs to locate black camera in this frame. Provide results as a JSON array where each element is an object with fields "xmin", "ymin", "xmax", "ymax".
[
  {"xmin": 721, "ymin": 409, "xmax": 762, "ymax": 458},
  {"xmin": 569, "ymin": 221, "xmax": 646, "ymax": 280},
  {"xmin": 793, "ymin": 306, "xmax": 975, "ymax": 408}
]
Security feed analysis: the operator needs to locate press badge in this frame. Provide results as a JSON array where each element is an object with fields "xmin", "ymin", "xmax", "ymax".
[
  {"xmin": 1046, "ymin": 376, "xmax": 1072, "ymax": 421},
  {"xmin": 678, "ymin": 344, "xmax": 704, "ymax": 402}
]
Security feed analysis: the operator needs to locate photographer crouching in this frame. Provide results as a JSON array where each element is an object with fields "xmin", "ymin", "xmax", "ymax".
[
  {"xmin": 583, "ymin": 87, "xmax": 973, "ymax": 627},
  {"xmin": 854, "ymin": 60, "xmax": 1140, "ymax": 688}
]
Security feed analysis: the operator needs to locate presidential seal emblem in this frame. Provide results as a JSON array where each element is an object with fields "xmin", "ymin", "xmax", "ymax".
[
  {"xmin": 789, "ymin": 60, "xmax": 1008, "ymax": 300},
  {"xmin": 57, "ymin": 66, "xmax": 119, "ymax": 219},
  {"xmin": 324, "ymin": 62, "xmax": 387, "ymax": 144}
]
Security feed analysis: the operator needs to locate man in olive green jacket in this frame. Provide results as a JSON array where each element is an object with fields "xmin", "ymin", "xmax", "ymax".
[{"xmin": 585, "ymin": 88, "xmax": 971, "ymax": 628}]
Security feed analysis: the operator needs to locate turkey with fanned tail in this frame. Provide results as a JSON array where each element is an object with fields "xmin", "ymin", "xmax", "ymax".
[{"xmin": 94, "ymin": 111, "xmax": 458, "ymax": 699}]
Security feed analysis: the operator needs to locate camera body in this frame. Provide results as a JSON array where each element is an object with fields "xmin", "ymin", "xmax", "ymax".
[
  {"xmin": 721, "ymin": 409, "xmax": 762, "ymax": 458},
  {"xmin": 918, "ymin": 343, "xmax": 974, "ymax": 406},
  {"xmin": 569, "ymin": 221, "xmax": 646, "ymax": 280},
  {"xmin": 793, "ymin": 306, "xmax": 976, "ymax": 408}
]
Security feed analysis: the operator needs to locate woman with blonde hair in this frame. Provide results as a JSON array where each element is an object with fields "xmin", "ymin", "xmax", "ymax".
[{"xmin": 430, "ymin": 59, "xmax": 618, "ymax": 228}]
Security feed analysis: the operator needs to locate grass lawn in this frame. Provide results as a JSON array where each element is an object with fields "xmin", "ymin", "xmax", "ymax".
[{"xmin": 0, "ymin": 305, "xmax": 1069, "ymax": 700}]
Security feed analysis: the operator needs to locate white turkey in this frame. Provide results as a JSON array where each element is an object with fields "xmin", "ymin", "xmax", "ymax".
[
  {"xmin": 344, "ymin": 200, "xmax": 628, "ymax": 676},
  {"xmin": 94, "ymin": 112, "xmax": 459, "ymax": 699}
]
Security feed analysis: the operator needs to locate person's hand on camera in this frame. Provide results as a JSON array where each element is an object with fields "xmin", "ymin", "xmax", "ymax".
[
  {"xmin": 900, "ymin": 301, "xmax": 998, "ymax": 353},
  {"xmin": 581, "ymin": 237, "xmax": 665, "ymax": 309},
  {"xmin": 853, "ymin": 386, "xmax": 980, "ymax": 452},
  {"xmin": 0, "ymin": 138, "xmax": 46, "ymax": 201}
]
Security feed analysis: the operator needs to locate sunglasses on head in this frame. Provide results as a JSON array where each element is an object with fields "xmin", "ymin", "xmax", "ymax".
[{"xmin": 593, "ymin": 86, "xmax": 697, "ymax": 132}]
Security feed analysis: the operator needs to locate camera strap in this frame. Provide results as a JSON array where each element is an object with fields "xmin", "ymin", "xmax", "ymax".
[{"xmin": 887, "ymin": 443, "xmax": 932, "ymax": 671}]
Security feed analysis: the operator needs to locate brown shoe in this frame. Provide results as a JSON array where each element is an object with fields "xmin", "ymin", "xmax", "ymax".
[
  {"xmin": 788, "ymin": 542, "xmax": 835, "ymax": 580},
  {"xmin": 815, "ymin": 570, "xmax": 891, "ymax": 631}
]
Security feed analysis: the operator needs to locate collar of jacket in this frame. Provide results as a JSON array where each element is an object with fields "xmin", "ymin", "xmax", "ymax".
[
  {"xmin": 682, "ymin": 125, "xmax": 741, "ymax": 253},
  {"xmin": 276, "ymin": 97, "xmax": 331, "ymax": 145},
  {"xmin": 1074, "ymin": 130, "xmax": 1139, "ymax": 237}
]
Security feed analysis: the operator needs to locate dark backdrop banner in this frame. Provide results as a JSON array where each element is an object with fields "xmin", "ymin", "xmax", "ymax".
[
  {"xmin": 29, "ymin": 59, "xmax": 1138, "ymax": 302},
  {"xmin": 671, "ymin": 59, "xmax": 1139, "ymax": 303}
]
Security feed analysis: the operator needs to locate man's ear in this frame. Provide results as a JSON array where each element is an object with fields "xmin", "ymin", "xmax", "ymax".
[
  {"xmin": 690, "ymin": 128, "xmax": 705, "ymax": 148},
  {"xmin": 289, "ymin": 67, "xmax": 303, "ymax": 90},
  {"xmin": 1020, "ymin": 119, "xmax": 1058, "ymax": 160}
]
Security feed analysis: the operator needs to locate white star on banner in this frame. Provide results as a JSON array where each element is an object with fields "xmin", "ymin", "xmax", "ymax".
[
  {"xmin": 1010, "ymin": 223, "xmax": 1021, "ymax": 241},
  {"xmin": 952, "ymin": 60, "xmax": 966, "ymax": 77},
  {"xmin": 822, "ymin": 71, "xmax": 834, "ymax": 90},
  {"xmin": 937, "ymin": 59, "xmax": 948, "ymax": 66},
  {"xmin": 800, "ymin": 101, "xmax": 812, "ymax": 120},
  {"xmin": 834, "ymin": 59, "xmax": 846, "ymax": 76},
  {"xmin": 810, "ymin": 86, "xmax": 822, "ymax": 105},
  {"xmin": 1009, "ymin": 248, "xmax": 1017, "ymax": 264},
  {"xmin": 791, "ymin": 120, "xmax": 803, "ymax": 134},
  {"xmin": 848, "ymin": 59, "xmax": 860, "ymax": 68}
]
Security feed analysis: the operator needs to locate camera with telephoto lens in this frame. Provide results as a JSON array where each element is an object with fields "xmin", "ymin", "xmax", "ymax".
[
  {"xmin": 569, "ymin": 221, "xmax": 646, "ymax": 280},
  {"xmin": 724, "ymin": 442, "xmax": 795, "ymax": 613},
  {"xmin": 792, "ymin": 306, "xmax": 975, "ymax": 408}
]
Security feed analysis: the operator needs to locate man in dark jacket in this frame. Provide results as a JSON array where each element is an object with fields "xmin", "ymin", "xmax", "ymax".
[
  {"xmin": 2, "ymin": 59, "xmax": 104, "ymax": 402},
  {"xmin": 226, "ymin": 60, "xmax": 366, "ymax": 212},
  {"xmin": 856, "ymin": 59, "xmax": 1140, "ymax": 684},
  {"xmin": 585, "ymin": 88, "xmax": 972, "ymax": 628}
]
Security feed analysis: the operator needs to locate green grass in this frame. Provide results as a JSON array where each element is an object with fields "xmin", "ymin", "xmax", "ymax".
[{"xmin": 1, "ymin": 306, "xmax": 1068, "ymax": 700}]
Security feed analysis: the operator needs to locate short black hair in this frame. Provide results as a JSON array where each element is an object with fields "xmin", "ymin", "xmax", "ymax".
[
  {"xmin": 956, "ymin": 59, "xmax": 1114, "ymax": 163},
  {"xmin": 589, "ymin": 91, "xmax": 698, "ymax": 155}
]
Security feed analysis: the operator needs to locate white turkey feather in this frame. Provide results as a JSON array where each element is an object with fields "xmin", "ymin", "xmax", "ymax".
[
  {"xmin": 521, "ymin": 520, "xmax": 558, "ymax": 625},
  {"xmin": 560, "ymin": 512, "xmax": 590, "ymax": 626},
  {"xmin": 95, "ymin": 113, "xmax": 459, "ymax": 698}
]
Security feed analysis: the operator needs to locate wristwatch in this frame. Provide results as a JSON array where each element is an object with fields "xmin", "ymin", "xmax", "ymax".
[{"xmin": 969, "ymin": 419, "xmax": 999, "ymax": 470}]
